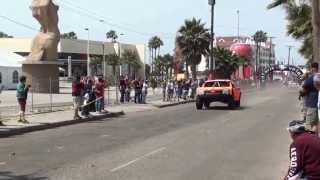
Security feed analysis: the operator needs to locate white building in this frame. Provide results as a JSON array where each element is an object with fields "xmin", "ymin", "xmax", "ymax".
[
  {"xmin": 0, "ymin": 49, "xmax": 23, "ymax": 90},
  {"xmin": 0, "ymin": 38, "xmax": 146, "ymax": 80}
]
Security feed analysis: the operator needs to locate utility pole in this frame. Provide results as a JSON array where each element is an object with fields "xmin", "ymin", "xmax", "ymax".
[
  {"xmin": 287, "ymin": 45, "xmax": 293, "ymax": 66},
  {"xmin": 208, "ymin": 0, "xmax": 216, "ymax": 79},
  {"xmin": 287, "ymin": 45, "xmax": 293, "ymax": 81},
  {"xmin": 84, "ymin": 28, "xmax": 91, "ymax": 76},
  {"xmin": 237, "ymin": 10, "xmax": 240, "ymax": 41}
]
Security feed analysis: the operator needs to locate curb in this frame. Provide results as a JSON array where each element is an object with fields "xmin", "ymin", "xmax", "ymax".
[
  {"xmin": 152, "ymin": 100, "xmax": 195, "ymax": 108},
  {"xmin": 0, "ymin": 111, "xmax": 125, "ymax": 138}
]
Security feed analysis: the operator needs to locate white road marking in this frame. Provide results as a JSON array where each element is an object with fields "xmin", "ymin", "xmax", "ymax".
[
  {"xmin": 110, "ymin": 147, "xmax": 166, "ymax": 172},
  {"xmin": 100, "ymin": 134, "xmax": 110, "ymax": 138},
  {"xmin": 0, "ymin": 162, "xmax": 6, "ymax": 165},
  {"xmin": 56, "ymin": 146, "xmax": 64, "ymax": 150}
]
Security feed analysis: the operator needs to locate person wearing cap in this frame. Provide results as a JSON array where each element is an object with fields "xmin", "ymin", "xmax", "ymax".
[
  {"xmin": 284, "ymin": 120, "xmax": 320, "ymax": 180},
  {"xmin": 302, "ymin": 62, "xmax": 319, "ymax": 133}
]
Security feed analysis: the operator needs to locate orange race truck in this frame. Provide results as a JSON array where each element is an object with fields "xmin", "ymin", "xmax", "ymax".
[{"xmin": 195, "ymin": 79, "xmax": 241, "ymax": 109}]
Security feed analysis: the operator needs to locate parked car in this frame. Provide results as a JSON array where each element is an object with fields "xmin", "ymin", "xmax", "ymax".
[{"xmin": 195, "ymin": 79, "xmax": 241, "ymax": 109}]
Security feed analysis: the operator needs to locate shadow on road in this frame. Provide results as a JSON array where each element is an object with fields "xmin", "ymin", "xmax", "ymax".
[
  {"xmin": 0, "ymin": 171, "xmax": 48, "ymax": 180},
  {"xmin": 206, "ymin": 106, "xmax": 248, "ymax": 111}
]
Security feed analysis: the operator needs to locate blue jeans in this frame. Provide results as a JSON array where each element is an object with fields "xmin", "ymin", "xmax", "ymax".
[{"xmin": 96, "ymin": 97, "xmax": 104, "ymax": 112}]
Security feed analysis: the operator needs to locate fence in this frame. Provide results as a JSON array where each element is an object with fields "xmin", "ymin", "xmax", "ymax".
[{"xmin": 0, "ymin": 77, "xmax": 123, "ymax": 120}]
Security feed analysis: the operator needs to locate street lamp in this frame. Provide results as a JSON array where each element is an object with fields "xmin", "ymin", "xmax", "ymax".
[
  {"xmin": 84, "ymin": 28, "xmax": 91, "ymax": 76},
  {"xmin": 208, "ymin": 0, "xmax": 216, "ymax": 79}
]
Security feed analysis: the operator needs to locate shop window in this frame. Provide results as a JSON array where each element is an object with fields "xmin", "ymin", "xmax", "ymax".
[{"xmin": 12, "ymin": 71, "xmax": 19, "ymax": 84}]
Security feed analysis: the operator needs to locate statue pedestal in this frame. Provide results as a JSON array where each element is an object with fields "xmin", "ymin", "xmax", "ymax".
[{"xmin": 22, "ymin": 61, "xmax": 62, "ymax": 94}]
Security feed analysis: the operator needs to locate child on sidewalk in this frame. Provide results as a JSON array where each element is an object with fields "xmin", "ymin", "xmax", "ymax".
[{"xmin": 16, "ymin": 76, "xmax": 31, "ymax": 123}]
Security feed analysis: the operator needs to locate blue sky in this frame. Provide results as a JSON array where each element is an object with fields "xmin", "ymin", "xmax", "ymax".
[{"xmin": 0, "ymin": 0, "xmax": 304, "ymax": 64}]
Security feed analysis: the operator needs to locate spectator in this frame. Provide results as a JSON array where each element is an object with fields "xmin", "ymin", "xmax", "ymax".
[
  {"xmin": 133, "ymin": 79, "xmax": 142, "ymax": 104},
  {"xmin": 16, "ymin": 76, "xmax": 31, "ymax": 124},
  {"xmin": 167, "ymin": 81, "xmax": 174, "ymax": 101},
  {"xmin": 182, "ymin": 81, "xmax": 190, "ymax": 100},
  {"xmin": 119, "ymin": 76, "xmax": 126, "ymax": 103},
  {"xmin": 94, "ymin": 77, "xmax": 105, "ymax": 113},
  {"xmin": 141, "ymin": 80, "xmax": 148, "ymax": 104},
  {"xmin": 72, "ymin": 76, "xmax": 84, "ymax": 120},
  {"xmin": 302, "ymin": 62, "xmax": 319, "ymax": 133},
  {"xmin": 284, "ymin": 120, "xmax": 320, "ymax": 180},
  {"xmin": 162, "ymin": 81, "xmax": 167, "ymax": 102},
  {"xmin": 82, "ymin": 79, "xmax": 95, "ymax": 117},
  {"xmin": 125, "ymin": 78, "xmax": 131, "ymax": 102}
]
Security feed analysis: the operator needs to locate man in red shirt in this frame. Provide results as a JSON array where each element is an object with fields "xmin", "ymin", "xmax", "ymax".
[
  {"xmin": 284, "ymin": 120, "xmax": 320, "ymax": 180},
  {"xmin": 72, "ymin": 76, "xmax": 84, "ymax": 120}
]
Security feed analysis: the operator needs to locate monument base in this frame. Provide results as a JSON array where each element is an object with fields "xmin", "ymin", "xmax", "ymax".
[{"xmin": 22, "ymin": 61, "xmax": 60, "ymax": 93}]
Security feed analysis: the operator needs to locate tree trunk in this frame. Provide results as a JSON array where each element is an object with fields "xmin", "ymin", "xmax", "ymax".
[
  {"xmin": 128, "ymin": 64, "xmax": 131, "ymax": 79},
  {"xmin": 191, "ymin": 64, "xmax": 197, "ymax": 79},
  {"xmin": 312, "ymin": 0, "xmax": 320, "ymax": 62},
  {"xmin": 185, "ymin": 61, "xmax": 189, "ymax": 79}
]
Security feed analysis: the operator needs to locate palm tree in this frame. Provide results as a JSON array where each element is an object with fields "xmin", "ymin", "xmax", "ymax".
[
  {"xmin": 0, "ymin": 31, "xmax": 13, "ymax": 38},
  {"xmin": 90, "ymin": 55, "xmax": 102, "ymax": 75},
  {"xmin": 153, "ymin": 55, "xmax": 165, "ymax": 80},
  {"xmin": 176, "ymin": 18, "xmax": 210, "ymax": 79},
  {"xmin": 253, "ymin": 30, "xmax": 268, "ymax": 73},
  {"xmin": 148, "ymin": 37, "xmax": 157, "ymax": 71},
  {"xmin": 267, "ymin": 0, "xmax": 320, "ymax": 62},
  {"xmin": 61, "ymin": 31, "xmax": 78, "ymax": 40},
  {"xmin": 213, "ymin": 47, "xmax": 245, "ymax": 79},
  {"xmin": 106, "ymin": 53, "xmax": 121, "ymax": 77},
  {"xmin": 162, "ymin": 54, "xmax": 174, "ymax": 80},
  {"xmin": 148, "ymin": 36, "xmax": 164, "ymax": 72},
  {"xmin": 106, "ymin": 30, "xmax": 118, "ymax": 43},
  {"xmin": 121, "ymin": 49, "xmax": 141, "ymax": 79}
]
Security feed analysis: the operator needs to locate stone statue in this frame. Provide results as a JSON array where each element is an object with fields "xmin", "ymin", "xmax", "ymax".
[{"xmin": 27, "ymin": 0, "xmax": 60, "ymax": 61}]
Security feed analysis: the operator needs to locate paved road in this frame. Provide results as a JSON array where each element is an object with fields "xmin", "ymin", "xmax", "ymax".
[{"xmin": 0, "ymin": 86, "xmax": 299, "ymax": 180}]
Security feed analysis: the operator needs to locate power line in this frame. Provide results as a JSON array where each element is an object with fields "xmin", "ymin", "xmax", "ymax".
[
  {"xmin": 0, "ymin": 14, "xmax": 38, "ymax": 31},
  {"xmin": 57, "ymin": 1, "xmax": 156, "ymax": 37}
]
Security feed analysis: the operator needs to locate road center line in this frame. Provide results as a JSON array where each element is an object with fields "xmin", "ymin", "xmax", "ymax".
[{"xmin": 110, "ymin": 147, "xmax": 166, "ymax": 172}]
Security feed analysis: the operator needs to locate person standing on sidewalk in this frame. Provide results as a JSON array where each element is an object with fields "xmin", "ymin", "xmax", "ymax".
[
  {"xmin": 284, "ymin": 120, "xmax": 320, "ymax": 180},
  {"xmin": 162, "ymin": 81, "xmax": 167, "ymax": 102},
  {"xmin": 141, "ymin": 80, "xmax": 148, "ymax": 104},
  {"xmin": 302, "ymin": 62, "xmax": 319, "ymax": 133},
  {"xmin": 16, "ymin": 76, "xmax": 31, "ymax": 123},
  {"xmin": 94, "ymin": 77, "xmax": 105, "ymax": 113},
  {"xmin": 119, "ymin": 76, "xmax": 126, "ymax": 103},
  {"xmin": 72, "ymin": 76, "xmax": 84, "ymax": 120}
]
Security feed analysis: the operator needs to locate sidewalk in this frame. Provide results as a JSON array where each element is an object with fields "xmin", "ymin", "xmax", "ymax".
[
  {"xmin": 0, "ymin": 87, "xmax": 163, "ymax": 117},
  {"xmin": 0, "ymin": 96, "xmax": 194, "ymax": 137}
]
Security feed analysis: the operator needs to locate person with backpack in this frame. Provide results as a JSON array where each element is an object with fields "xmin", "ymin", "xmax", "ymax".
[
  {"xmin": 72, "ymin": 76, "xmax": 84, "ymax": 120},
  {"xmin": 16, "ymin": 76, "xmax": 31, "ymax": 123}
]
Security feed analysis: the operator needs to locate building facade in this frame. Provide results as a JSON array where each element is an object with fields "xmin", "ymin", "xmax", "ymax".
[
  {"xmin": 216, "ymin": 36, "xmax": 276, "ymax": 67},
  {"xmin": 0, "ymin": 38, "xmax": 146, "ymax": 80}
]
